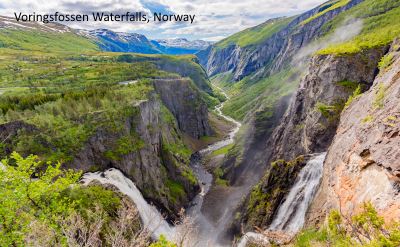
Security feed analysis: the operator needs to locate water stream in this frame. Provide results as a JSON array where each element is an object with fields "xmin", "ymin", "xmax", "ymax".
[
  {"xmin": 81, "ymin": 86, "xmax": 327, "ymax": 246},
  {"xmin": 237, "ymin": 152, "xmax": 327, "ymax": 246},
  {"xmin": 269, "ymin": 152, "xmax": 327, "ymax": 233},
  {"xmin": 82, "ymin": 86, "xmax": 241, "ymax": 245}
]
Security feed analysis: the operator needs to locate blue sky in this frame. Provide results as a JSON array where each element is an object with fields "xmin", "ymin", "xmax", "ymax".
[{"xmin": 0, "ymin": 0, "xmax": 327, "ymax": 41}]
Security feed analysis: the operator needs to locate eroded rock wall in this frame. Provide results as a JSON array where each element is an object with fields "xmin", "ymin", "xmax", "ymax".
[{"xmin": 307, "ymin": 41, "xmax": 400, "ymax": 226}]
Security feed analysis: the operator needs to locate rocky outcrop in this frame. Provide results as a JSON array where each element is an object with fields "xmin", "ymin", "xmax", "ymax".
[
  {"xmin": 200, "ymin": 0, "xmax": 364, "ymax": 81},
  {"xmin": 0, "ymin": 121, "xmax": 37, "ymax": 156},
  {"xmin": 231, "ymin": 156, "xmax": 308, "ymax": 234},
  {"xmin": 231, "ymin": 47, "xmax": 386, "ymax": 233},
  {"xmin": 269, "ymin": 48, "xmax": 386, "ymax": 161},
  {"xmin": 307, "ymin": 41, "xmax": 400, "ymax": 226},
  {"xmin": 221, "ymin": 94, "xmax": 292, "ymax": 186},
  {"xmin": 154, "ymin": 57, "xmax": 213, "ymax": 94},
  {"xmin": 153, "ymin": 78, "xmax": 214, "ymax": 139},
  {"xmin": 68, "ymin": 93, "xmax": 199, "ymax": 220}
]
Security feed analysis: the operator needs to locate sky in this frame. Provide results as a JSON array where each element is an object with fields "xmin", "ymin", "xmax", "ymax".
[{"xmin": 0, "ymin": 0, "xmax": 327, "ymax": 41}]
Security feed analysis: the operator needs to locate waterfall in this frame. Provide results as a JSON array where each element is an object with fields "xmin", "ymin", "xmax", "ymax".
[
  {"xmin": 268, "ymin": 152, "xmax": 327, "ymax": 233},
  {"xmin": 81, "ymin": 168, "xmax": 175, "ymax": 239}
]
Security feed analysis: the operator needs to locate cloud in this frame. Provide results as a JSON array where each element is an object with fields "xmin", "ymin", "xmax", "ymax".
[{"xmin": 0, "ymin": 0, "xmax": 327, "ymax": 41}]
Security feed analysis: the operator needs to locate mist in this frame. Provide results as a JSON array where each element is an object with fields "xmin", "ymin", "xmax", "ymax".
[{"xmin": 293, "ymin": 19, "xmax": 363, "ymax": 65}]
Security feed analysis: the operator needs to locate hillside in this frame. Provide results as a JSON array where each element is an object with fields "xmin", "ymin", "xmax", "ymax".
[
  {"xmin": 0, "ymin": 15, "xmax": 224, "ymax": 223},
  {"xmin": 195, "ymin": 0, "xmax": 400, "ymax": 244},
  {"xmin": 1, "ymin": 0, "xmax": 400, "ymax": 246}
]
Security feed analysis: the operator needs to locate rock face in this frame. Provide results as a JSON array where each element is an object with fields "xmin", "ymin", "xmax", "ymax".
[
  {"xmin": 154, "ymin": 57, "xmax": 213, "ymax": 94},
  {"xmin": 232, "ymin": 156, "xmax": 308, "ymax": 233},
  {"xmin": 269, "ymin": 48, "xmax": 386, "ymax": 161},
  {"xmin": 153, "ymin": 79, "xmax": 214, "ymax": 139},
  {"xmin": 199, "ymin": 0, "xmax": 363, "ymax": 81},
  {"xmin": 233, "ymin": 46, "xmax": 387, "ymax": 232},
  {"xmin": 307, "ymin": 41, "xmax": 400, "ymax": 226},
  {"xmin": 69, "ymin": 93, "xmax": 199, "ymax": 219}
]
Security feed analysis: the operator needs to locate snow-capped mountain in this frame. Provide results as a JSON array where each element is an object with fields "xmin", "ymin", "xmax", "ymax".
[
  {"xmin": 82, "ymin": 29, "xmax": 212, "ymax": 55},
  {"xmin": 155, "ymin": 38, "xmax": 213, "ymax": 50},
  {"xmin": 82, "ymin": 28, "xmax": 161, "ymax": 54},
  {"xmin": 0, "ymin": 15, "xmax": 212, "ymax": 55},
  {"xmin": 0, "ymin": 15, "xmax": 71, "ymax": 33}
]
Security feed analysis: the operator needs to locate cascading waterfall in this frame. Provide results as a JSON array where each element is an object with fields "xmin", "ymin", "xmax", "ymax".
[
  {"xmin": 81, "ymin": 88, "xmax": 242, "ymax": 246},
  {"xmin": 269, "ymin": 152, "xmax": 327, "ymax": 233},
  {"xmin": 81, "ymin": 169, "xmax": 175, "ymax": 239},
  {"xmin": 237, "ymin": 152, "xmax": 327, "ymax": 246}
]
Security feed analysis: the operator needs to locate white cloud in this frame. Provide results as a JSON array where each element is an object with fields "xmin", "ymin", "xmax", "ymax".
[{"xmin": 0, "ymin": 0, "xmax": 327, "ymax": 41}]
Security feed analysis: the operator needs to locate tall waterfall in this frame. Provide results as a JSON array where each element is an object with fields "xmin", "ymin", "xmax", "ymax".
[
  {"xmin": 81, "ymin": 169, "xmax": 176, "ymax": 239},
  {"xmin": 269, "ymin": 152, "xmax": 327, "ymax": 233},
  {"xmin": 237, "ymin": 153, "xmax": 327, "ymax": 246}
]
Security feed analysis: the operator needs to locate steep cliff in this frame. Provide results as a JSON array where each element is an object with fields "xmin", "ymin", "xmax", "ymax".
[
  {"xmin": 199, "ymin": 0, "xmax": 363, "ymax": 81},
  {"xmin": 153, "ymin": 78, "xmax": 214, "ymax": 139},
  {"xmin": 307, "ymin": 40, "xmax": 400, "ymax": 226},
  {"xmin": 232, "ymin": 156, "xmax": 308, "ymax": 233},
  {"xmin": 269, "ymin": 47, "xmax": 386, "ymax": 161},
  {"xmin": 68, "ymin": 93, "xmax": 199, "ymax": 219}
]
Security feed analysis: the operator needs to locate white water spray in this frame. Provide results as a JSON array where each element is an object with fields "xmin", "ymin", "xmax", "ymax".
[
  {"xmin": 81, "ymin": 169, "xmax": 175, "ymax": 239},
  {"xmin": 81, "ymin": 87, "xmax": 242, "ymax": 246},
  {"xmin": 269, "ymin": 152, "xmax": 327, "ymax": 233},
  {"xmin": 237, "ymin": 153, "xmax": 327, "ymax": 246}
]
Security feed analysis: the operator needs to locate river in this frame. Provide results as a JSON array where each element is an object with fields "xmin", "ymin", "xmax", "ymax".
[
  {"xmin": 82, "ymin": 86, "xmax": 242, "ymax": 246},
  {"xmin": 81, "ymin": 87, "xmax": 327, "ymax": 246}
]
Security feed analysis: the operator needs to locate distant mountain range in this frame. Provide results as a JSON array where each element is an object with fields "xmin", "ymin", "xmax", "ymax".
[
  {"xmin": 0, "ymin": 15, "xmax": 212, "ymax": 55},
  {"xmin": 82, "ymin": 29, "xmax": 213, "ymax": 55}
]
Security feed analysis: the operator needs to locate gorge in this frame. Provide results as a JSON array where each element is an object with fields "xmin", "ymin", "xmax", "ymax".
[{"xmin": 1, "ymin": 0, "xmax": 400, "ymax": 246}]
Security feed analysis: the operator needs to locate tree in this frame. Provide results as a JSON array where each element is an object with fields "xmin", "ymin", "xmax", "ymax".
[{"xmin": 0, "ymin": 152, "xmax": 81, "ymax": 246}]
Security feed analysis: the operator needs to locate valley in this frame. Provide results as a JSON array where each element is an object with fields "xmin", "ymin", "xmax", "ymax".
[{"xmin": 1, "ymin": 0, "xmax": 400, "ymax": 246}]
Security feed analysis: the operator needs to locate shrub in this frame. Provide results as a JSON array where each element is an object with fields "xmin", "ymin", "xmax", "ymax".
[
  {"xmin": 345, "ymin": 85, "xmax": 362, "ymax": 109},
  {"xmin": 373, "ymin": 84, "xmax": 387, "ymax": 109},
  {"xmin": 295, "ymin": 202, "xmax": 400, "ymax": 247},
  {"xmin": 378, "ymin": 53, "xmax": 394, "ymax": 70}
]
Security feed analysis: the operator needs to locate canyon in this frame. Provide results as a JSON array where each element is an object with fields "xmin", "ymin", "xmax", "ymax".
[{"xmin": 1, "ymin": 0, "xmax": 400, "ymax": 246}]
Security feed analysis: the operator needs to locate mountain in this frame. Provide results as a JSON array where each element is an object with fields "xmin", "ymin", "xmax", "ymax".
[
  {"xmin": 0, "ymin": 13, "xmax": 223, "ymax": 223},
  {"xmin": 0, "ymin": 15, "xmax": 98, "ymax": 52},
  {"xmin": 196, "ymin": 0, "xmax": 400, "ymax": 242},
  {"xmin": 0, "ymin": 15, "xmax": 210, "ymax": 55},
  {"xmin": 156, "ymin": 38, "xmax": 212, "ymax": 50},
  {"xmin": 81, "ymin": 29, "xmax": 211, "ymax": 55},
  {"xmin": 80, "ymin": 28, "xmax": 162, "ymax": 54},
  {"xmin": 1, "ymin": 0, "xmax": 400, "ymax": 245}
]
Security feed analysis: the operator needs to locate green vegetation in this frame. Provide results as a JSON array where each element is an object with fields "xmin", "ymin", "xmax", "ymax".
[
  {"xmin": 345, "ymin": 85, "xmax": 362, "ymax": 109},
  {"xmin": 318, "ymin": 0, "xmax": 400, "ymax": 55},
  {"xmin": 218, "ymin": 69, "xmax": 299, "ymax": 121},
  {"xmin": 373, "ymin": 84, "xmax": 387, "ymax": 109},
  {"xmin": 378, "ymin": 53, "xmax": 394, "ymax": 70},
  {"xmin": 211, "ymin": 143, "xmax": 234, "ymax": 156},
  {"xmin": 166, "ymin": 179, "xmax": 186, "ymax": 204},
  {"xmin": 214, "ymin": 167, "xmax": 229, "ymax": 186},
  {"xmin": 295, "ymin": 202, "xmax": 400, "ymax": 247},
  {"xmin": 316, "ymin": 100, "xmax": 346, "ymax": 122},
  {"xmin": 215, "ymin": 17, "xmax": 293, "ymax": 49},
  {"xmin": 337, "ymin": 80, "xmax": 360, "ymax": 92},
  {"xmin": 150, "ymin": 235, "xmax": 177, "ymax": 247},
  {"xmin": 301, "ymin": 0, "xmax": 351, "ymax": 26},
  {"xmin": 0, "ymin": 29, "xmax": 98, "ymax": 53},
  {"xmin": 362, "ymin": 115, "xmax": 374, "ymax": 124},
  {"xmin": 0, "ymin": 152, "xmax": 130, "ymax": 246}
]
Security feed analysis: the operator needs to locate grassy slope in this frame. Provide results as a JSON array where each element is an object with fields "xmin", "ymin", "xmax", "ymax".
[
  {"xmin": 215, "ymin": 17, "xmax": 293, "ymax": 49},
  {"xmin": 0, "ymin": 27, "xmax": 211, "ymax": 163},
  {"xmin": 0, "ymin": 27, "xmax": 210, "ymax": 208},
  {"xmin": 0, "ymin": 29, "xmax": 98, "ymax": 53},
  {"xmin": 301, "ymin": 0, "xmax": 351, "ymax": 25},
  {"xmin": 214, "ymin": 68, "xmax": 299, "ymax": 121},
  {"xmin": 318, "ymin": 0, "xmax": 400, "ymax": 55}
]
